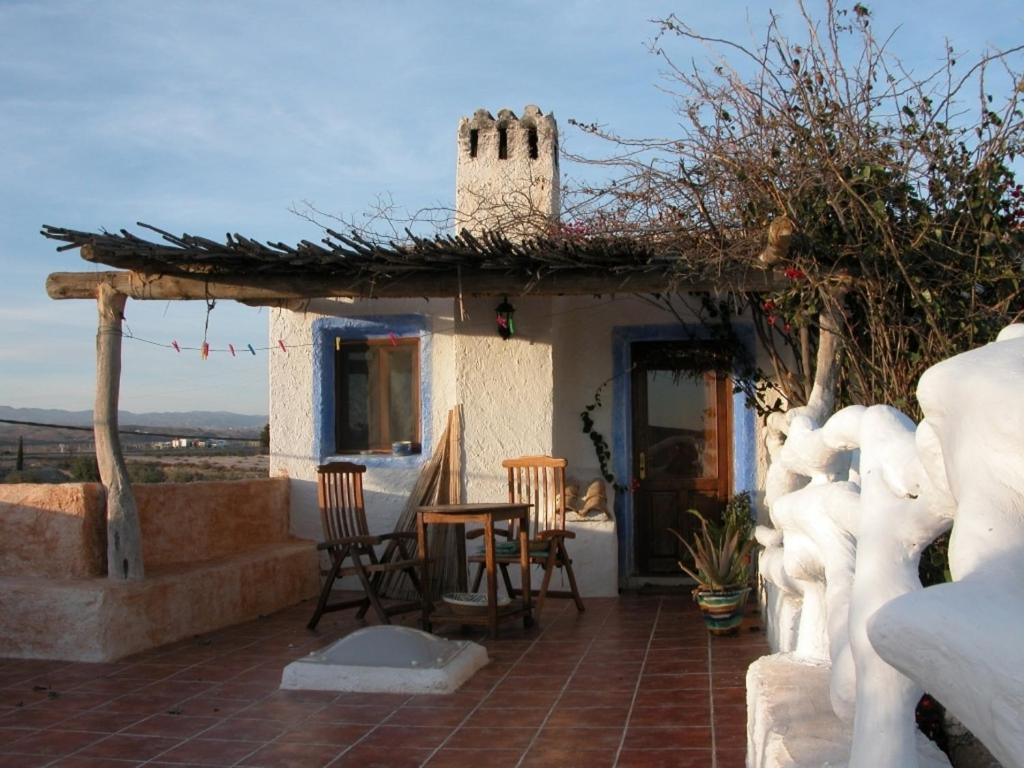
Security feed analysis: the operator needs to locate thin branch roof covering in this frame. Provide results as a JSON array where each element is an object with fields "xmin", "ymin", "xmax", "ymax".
[{"xmin": 42, "ymin": 223, "xmax": 780, "ymax": 300}]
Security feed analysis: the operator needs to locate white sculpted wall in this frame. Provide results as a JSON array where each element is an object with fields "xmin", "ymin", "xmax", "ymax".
[{"xmin": 754, "ymin": 327, "xmax": 1024, "ymax": 766}]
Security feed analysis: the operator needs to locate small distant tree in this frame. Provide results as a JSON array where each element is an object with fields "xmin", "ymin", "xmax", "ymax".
[
  {"xmin": 259, "ymin": 423, "xmax": 270, "ymax": 455},
  {"xmin": 70, "ymin": 454, "xmax": 100, "ymax": 482},
  {"xmin": 15, "ymin": 437, "xmax": 24, "ymax": 471}
]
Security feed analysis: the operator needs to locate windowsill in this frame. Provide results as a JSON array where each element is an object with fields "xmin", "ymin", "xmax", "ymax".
[{"xmin": 322, "ymin": 451, "xmax": 425, "ymax": 468}]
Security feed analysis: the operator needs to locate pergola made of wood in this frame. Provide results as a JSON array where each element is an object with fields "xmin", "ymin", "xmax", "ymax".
[
  {"xmin": 42, "ymin": 222, "xmax": 782, "ymax": 582},
  {"xmin": 43, "ymin": 223, "xmax": 780, "ymax": 301}
]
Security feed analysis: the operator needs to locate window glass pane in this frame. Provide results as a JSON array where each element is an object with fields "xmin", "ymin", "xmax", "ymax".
[
  {"xmin": 645, "ymin": 370, "xmax": 718, "ymax": 479},
  {"xmin": 334, "ymin": 338, "xmax": 420, "ymax": 453},
  {"xmin": 336, "ymin": 344, "xmax": 370, "ymax": 451},
  {"xmin": 387, "ymin": 348, "xmax": 415, "ymax": 442}
]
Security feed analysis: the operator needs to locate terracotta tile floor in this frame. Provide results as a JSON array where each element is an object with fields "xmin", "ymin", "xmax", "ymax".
[{"xmin": 0, "ymin": 595, "xmax": 766, "ymax": 767}]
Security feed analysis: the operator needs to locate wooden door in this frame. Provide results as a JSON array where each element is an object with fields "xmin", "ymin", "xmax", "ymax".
[{"xmin": 632, "ymin": 342, "xmax": 731, "ymax": 576}]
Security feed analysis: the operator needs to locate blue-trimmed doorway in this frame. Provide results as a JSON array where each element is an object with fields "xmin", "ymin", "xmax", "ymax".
[{"xmin": 611, "ymin": 325, "xmax": 756, "ymax": 584}]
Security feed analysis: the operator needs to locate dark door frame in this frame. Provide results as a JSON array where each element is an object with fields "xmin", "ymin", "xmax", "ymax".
[{"xmin": 610, "ymin": 324, "xmax": 757, "ymax": 584}]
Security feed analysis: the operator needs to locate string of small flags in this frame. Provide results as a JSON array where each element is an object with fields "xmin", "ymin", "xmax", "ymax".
[
  {"xmin": 124, "ymin": 331, "xmax": 313, "ymax": 358},
  {"xmin": 117, "ymin": 297, "xmax": 628, "ymax": 360}
]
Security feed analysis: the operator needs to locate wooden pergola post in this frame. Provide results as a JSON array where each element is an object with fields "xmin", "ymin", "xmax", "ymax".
[{"xmin": 95, "ymin": 283, "xmax": 144, "ymax": 580}]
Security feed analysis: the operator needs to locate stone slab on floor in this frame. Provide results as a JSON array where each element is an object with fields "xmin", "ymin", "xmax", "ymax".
[{"xmin": 747, "ymin": 652, "xmax": 951, "ymax": 768}]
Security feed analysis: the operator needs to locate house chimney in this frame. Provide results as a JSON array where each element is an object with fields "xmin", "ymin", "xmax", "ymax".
[{"xmin": 455, "ymin": 105, "xmax": 560, "ymax": 241}]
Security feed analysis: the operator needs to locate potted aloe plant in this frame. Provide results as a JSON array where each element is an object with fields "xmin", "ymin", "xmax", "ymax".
[{"xmin": 668, "ymin": 494, "xmax": 755, "ymax": 635}]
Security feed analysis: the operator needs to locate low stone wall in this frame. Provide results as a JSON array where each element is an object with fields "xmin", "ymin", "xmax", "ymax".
[{"xmin": 0, "ymin": 478, "xmax": 318, "ymax": 662}]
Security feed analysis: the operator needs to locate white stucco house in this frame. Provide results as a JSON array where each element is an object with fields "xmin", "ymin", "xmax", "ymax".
[{"xmin": 268, "ymin": 105, "xmax": 771, "ymax": 595}]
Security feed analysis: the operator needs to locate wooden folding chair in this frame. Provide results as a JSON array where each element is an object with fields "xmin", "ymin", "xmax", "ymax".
[
  {"xmin": 307, "ymin": 462, "xmax": 425, "ymax": 630},
  {"xmin": 469, "ymin": 456, "xmax": 585, "ymax": 616}
]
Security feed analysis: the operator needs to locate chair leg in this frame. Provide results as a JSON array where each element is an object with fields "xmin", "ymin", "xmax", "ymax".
[
  {"xmin": 355, "ymin": 597, "xmax": 372, "ymax": 619},
  {"xmin": 560, "ymin": 542, "xmax": 586, "ymax": 612},
  {"xmin": 352, "ymin": 552, "xmax": 390, "ymax": 624},
  {"xmin": 308, "ymin": 546, "xmax": 347, "ymax": 630},
  {"xmin": 499, "ymin": 562, "xmax": 516, "ymax": 599},
  {"xmin": 535, "ymin": 547, "xmax": 558, "ymax": 617},
  {"xmin": 470, "ymin": 562, "xmax": 485, "ymax": 592}
]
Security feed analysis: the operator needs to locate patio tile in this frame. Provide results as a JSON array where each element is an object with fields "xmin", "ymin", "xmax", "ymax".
[
  {"xmin": 308, "ymin": 704, "xmax": 397, "ymax": 725},
  {"xmin": 0, "ymin": 754, "xmax": 55, "ymax": 767},
  {"xmin": 532, "ymin": 725, "xmax": 625, "ymax": 751},
  {"xmin": 3, "ymin": 728, "xmax": 104, "ymax": 756},
  {"xmin": 519, "ymin": 746, "xmax": 618, "ymax": 767},
  {"xmin": 622, "ymin": 725, "xmax": 713, "ymax": 750},
  {"xmin": 123, "ymin": 713, "xmax": 220, "ymax": 739},
  {"xmin": 76, "ymin": 733, "xmax": 184, "ymax": 761},
  {"xmin": 628, "ymin": 704, "xmax": 710, "ymax": 727},
  {"xmin": 444, "ymin": 725, "xmax": 537, "ymax": 750},
  {"xmin": 153, "ymin": 737, "xmax": 261, "ymax": 765},
  {"xmin": 357, "ymin": 724, "xmax": 452, "ymax": 750},
  {"xmin": 95, "ymin": 693, "xmax": 186, "ymax": 716},
  {"xmin": 237, "ymin": 740, "xmax": 342, "ymax": 767},
  {"xmin": 171, "ymin": 695, "xmax": 254, "ymax": 718},
  {"xmin": 330, "ymin": 745, "xmax": 432, "ymax": 767},
  {"xmin": 480, "ymin": 688, "xmax": 559, "ymax": 708},
  {"xmin": 0, "ymin": 727, "xmax": 35, "ymax": 746},
  {"xmin": 51, "ymin": 710, "xmax": 147, "ymax": 733},
  {"xmin": 201, "ymin": 717, "xmax": 288, "ymax": 742},
  {"xmin": 617, "ymin": 748, "xmax": 715, "ymax": 767},
  {"xmin": 461, "ymin": 706, "xmax": 549, "ymax": 729},
  {"xmin": 48, "ymin": 757, "xmax": 146, "ymax": 768},
  {"xmin": 0, "ymin": 595, "xmax": 769, "ymax": 767},
  {"xmin": 277, "ymin": 722, "xmax": 370, "ymax": 746},
  {"xmin": 232, "ymin": 698, "xmax": 328, "ymax": 723},
  {"xmin": 0, "ymin": 706, "xmax": 71, "ymax": 728},
  {"xmin": 425, "ymin": 747, "xmax": 523, "ymax": 767},
  {"xmin": 384, "ymin": 707, "xmax": 472, "ymax": 728}
]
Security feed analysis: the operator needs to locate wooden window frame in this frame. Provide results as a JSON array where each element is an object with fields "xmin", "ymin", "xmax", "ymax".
[{"xmin": 334, "ymin": 338, "xmax": 420, "ymax": 454}]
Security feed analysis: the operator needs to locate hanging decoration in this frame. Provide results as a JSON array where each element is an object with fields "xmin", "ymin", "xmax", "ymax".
[
  {"xmin": 228, "ymin": 344, "xmax": 236, "ymax": 357},
  {"xmin": 201, "ymin": 298, "xmax": 216, "ymax": 361},
  {"xmin": 388, "ymin": 332, "xmax": 399, "ymax": 346},
  {"xmin": 278, "ymin": 339, "xmax": 287, "ymax": 353},
  {"xmin": 247, "ymin": 344, "xmax": 256, "ymax": 355},
  {"xmin": 495, "ymin": 296, "xmax": 516, "ymax": 340},
  {"xmin": 171, "ymin": 340, "xmax": 181, "ymax": 353}
]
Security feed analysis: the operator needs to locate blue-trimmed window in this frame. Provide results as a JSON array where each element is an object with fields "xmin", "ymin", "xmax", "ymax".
[
  {"xmin": 334, "ymin": 337, "xmax": 420, "ymax": 453},
  {"xmin": 312, "ymin": 314, "xmax": 430, "ymax": 463}
]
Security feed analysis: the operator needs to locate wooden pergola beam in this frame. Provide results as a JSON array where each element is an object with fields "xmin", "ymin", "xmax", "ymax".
[{"xmin": 47, "ymin": 268, "xmax": 783, "ymax": 302}]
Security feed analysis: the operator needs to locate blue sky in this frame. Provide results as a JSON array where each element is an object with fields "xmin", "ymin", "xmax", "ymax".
[{"xmin": 1, "ymin": 1, "xmax": 1020, "ymax": 415}]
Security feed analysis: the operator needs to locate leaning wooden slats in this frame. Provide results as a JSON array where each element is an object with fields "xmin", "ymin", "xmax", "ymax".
[{"xmin": 378, "ymin": 405, "xmax": 464, "ymax": 601}]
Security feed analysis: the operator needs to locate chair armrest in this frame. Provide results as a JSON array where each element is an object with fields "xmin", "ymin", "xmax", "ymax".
[
  {"xmin": 378, "ymin": 531, "xmax": 417, "ymax": 542},
  {"xmin": 316, "ymin": 535, "xmax": 382, "ymax": 550},
  {"xmin": 466, "ymin": 528, "xmax": 512, "ymax": 540},
  {"xmin": 536, "ymin": 529, "xmax": 576, "ymax": 541}
]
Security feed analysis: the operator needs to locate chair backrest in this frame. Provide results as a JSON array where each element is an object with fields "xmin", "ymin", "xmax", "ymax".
[
  {"xmin": 316, "ymin": 462, "xmax": 370, "ymax": 540},
  {"xmin": 503, "ymin": 456, "xmax": 568, "ymax": 537}
]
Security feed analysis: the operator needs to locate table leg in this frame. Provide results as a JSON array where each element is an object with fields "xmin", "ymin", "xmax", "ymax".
[
  {"xmin": 455, "ymin": 522, "xmax": 468, "ymax": 592},
  {"xmin": 485, "ymin": 515, "xmax": 498, "ymax": 637},
  {"xmin": 519, "ymin": 511, "xmax": 533, "ymax": 627},
  {"xmin": 417, "ymin": 513, "xmax": 432, "ymax": 632}
]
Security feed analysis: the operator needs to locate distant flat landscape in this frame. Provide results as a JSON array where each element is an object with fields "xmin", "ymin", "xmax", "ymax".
[{"xmin": 1, "ymin": 405, "xmax": 269, "ymax": 483}]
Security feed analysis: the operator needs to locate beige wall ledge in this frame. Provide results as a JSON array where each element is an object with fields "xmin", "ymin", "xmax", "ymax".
[{"xmin": 0, "ymin": 478, "xmax": 319, "ymax": 662}]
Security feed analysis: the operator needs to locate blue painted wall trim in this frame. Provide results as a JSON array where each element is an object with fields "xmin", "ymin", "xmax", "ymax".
[
  {"xmin": 312, "ymin": 314, "xmax": 432, "ymax": 469},
  {"xmin": 610, "ymin": 323, "xmax": 757, "ymax": 580}
]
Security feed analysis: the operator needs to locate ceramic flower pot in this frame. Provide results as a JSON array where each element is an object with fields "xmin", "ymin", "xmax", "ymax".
[{"xmin": 694, "ymin": 587, "xmax": 750, "ymax": 635}]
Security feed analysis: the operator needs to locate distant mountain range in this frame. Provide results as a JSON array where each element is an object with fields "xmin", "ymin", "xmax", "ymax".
[{"xmin": 0, "ymin": 406, "xmax": 267, "ymax": 433}]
